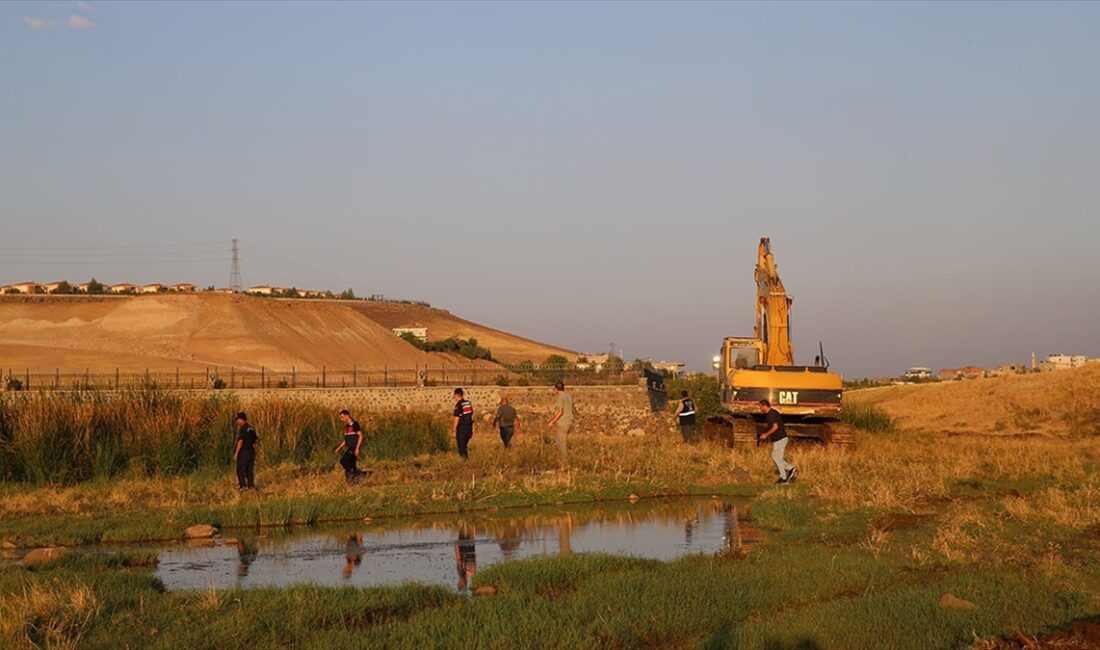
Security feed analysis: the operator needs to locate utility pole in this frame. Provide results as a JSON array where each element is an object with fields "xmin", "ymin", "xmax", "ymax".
[{"xmin": 230, "ymin": 238, "xmax": 242, "ymax": 292}]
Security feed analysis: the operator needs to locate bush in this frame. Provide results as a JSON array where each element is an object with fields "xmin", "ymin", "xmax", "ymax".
[
  {"xmin": 364, "ymin": 413, "xmax": 451, "ymax": 460},
  {"xmin": 665, "ymin": 374, "xmax": 721, "ymax": 419},
  {"xmin": 841, "ymin": 402, "xmax": 896, "ymax": 433},
  {"xmin": 5, "ymin": 377, "xmax": 23, "ymax": 391}
]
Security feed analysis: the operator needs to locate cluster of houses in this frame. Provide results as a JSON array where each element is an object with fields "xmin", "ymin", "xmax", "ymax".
[
  {"xmin": 0, "ymin": 281, "xmax": 197, "ymax": 295},
  {"xmin": 0, "ymin": 281, "xmax": 341, "ymax": 298},
  {"xmin": 903, "ymin": 353, "xmax": 1098, "ymax": 382}
]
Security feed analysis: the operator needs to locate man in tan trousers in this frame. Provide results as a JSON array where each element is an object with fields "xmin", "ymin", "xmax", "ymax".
[{"xmin": 547, "ymin": 380, "xmax": 574, "ymax": 462}]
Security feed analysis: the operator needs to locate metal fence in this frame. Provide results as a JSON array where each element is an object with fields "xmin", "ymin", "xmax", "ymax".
[{"xmin": 2, "ymin": 365, "xmax": 643, "ymax": 391}]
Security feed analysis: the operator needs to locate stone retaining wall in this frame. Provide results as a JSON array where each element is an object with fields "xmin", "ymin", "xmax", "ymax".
[{"xmin": 226, "ymin": 385, "xmax": 673, "ymax": 437}]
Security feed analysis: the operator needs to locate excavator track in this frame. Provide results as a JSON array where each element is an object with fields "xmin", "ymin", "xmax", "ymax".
[{"xmin": 705, "ymin": 416, "xmax": 856, "ymax": 448}]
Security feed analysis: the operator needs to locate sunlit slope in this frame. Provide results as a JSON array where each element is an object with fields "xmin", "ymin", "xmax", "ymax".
[
  {"xmin": 847, "ymin": 364, "xmax": 1100, "ymax": 436},
  {"xmin": 344, "ymin": 300, "xmax": 577, "ymax": 364},
  {"xmin": 0, "ymin": 294, "xmax": 515, "ymax": 372}
]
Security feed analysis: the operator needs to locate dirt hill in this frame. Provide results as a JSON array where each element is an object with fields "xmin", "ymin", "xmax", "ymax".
[
  {"xmin": 344, "ymin": 300, "xmax": 576, "ymax": 364},
  {"xmin": 0, "ymin": 294, "xmax": 575, "ymax": 373},
  {"xmin": 847, "ymin": 363, "xmax": 1100, "ymax": 436}
]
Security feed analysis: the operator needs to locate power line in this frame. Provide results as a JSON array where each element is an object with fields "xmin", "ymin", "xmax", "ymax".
[{"xmin": 0, "ymin": 240, "xmax": 229, "ymax": 252}]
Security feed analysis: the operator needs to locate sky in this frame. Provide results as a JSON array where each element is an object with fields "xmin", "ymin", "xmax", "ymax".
[{"xmin": 2, "ymin": 1, "xmax": 1098, "ymax": 377}]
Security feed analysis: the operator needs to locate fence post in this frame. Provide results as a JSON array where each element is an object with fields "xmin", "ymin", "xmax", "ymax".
[
  {"xmin": 384, "ymin": 365, "xmax": 388, "ymax": 387},
  {"xmin": 292, "ymin": 366, "xmax": 296, "ymax": 388},
  {"xmin": 322, "ymin": 366, "xmax": 326, "ymax": 388},
  {"xmin": 353, "ymin": 365, "xmax": 357, "ymax": 387},
  {"xmin": 175, "ymin": 367, "xmax": 180, "ymax": 389},
  {"xmin": 26, "ymin": 369, "xmax": 30, "ymax": 390},
  {"xmin": 115, "ymin": 368, "xmax": 119, "ymax": 389},
  {"xmin": 261, "ymin": 366, "xmax": 265, "ymax": 389},
  {"xmin": 230, "ymin": 367, "xmax": 235, "ymax": 389},
  {"xmin": 55, "ymin": 368, "xmax": 59, "ymax": 389}
]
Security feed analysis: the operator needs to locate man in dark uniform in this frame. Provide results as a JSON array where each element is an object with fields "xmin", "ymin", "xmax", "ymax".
[
  {"xmin": 334, "ymin": 409, "xmax": 367, "ymax": 482},
  {"xmin": 757, "ymin": 399, "xmax": 797, "ymax": 483},
  {"xmin": 233, "ymin": 412, "xmax": 258, "ymax": 490},
  {"xmin": 452, "ymin": 388, "xmax": 474, "ymax": 459},
  {"xmin": 674, "ymin": 390, "xmax": 698, "ymax": 443}
]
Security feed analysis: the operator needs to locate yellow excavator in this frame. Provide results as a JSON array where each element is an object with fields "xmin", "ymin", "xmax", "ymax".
[{"xmin": 711, "ymin": 237, "xmax": 854, "ymax": 446}]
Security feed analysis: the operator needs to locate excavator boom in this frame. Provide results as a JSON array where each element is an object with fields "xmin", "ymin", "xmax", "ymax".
[{"xmin": 754, "ymin": 237, "xmax": 794, "ymax": 366}]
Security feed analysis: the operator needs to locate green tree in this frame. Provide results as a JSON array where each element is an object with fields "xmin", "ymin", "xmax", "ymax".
[
  {"xmin": 338, "ymin": 288, "xmax": 356, "ymax": 300},
  {"xmin": 86, "ymin": 278, "xmax": 105, "ymax": 295},
  {"xmin": 53, "ymin": 281, "xmax": 74, "ymax": 294},
  {"xmin": 602, "ymin": 356, "xmax": 625, "ymax": 375},
  {"xmin": 543, "ymin": 354, "xmax": 570, "ymax": 368}
]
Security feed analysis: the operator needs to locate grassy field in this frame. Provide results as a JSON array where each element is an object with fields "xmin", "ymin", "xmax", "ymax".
[{"xmin": 2, "ymin": 390, "xmax": 1099, "ymax": 648}]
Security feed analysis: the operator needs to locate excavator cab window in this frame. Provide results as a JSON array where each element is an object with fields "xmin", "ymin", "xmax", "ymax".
[{"xmin": 730, "ymin": 347, "xmax": 759, "ymax": 370}]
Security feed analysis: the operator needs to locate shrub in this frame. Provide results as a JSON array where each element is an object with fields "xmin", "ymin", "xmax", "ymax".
[{"xmin": 842, "ymin": 402, "xmax": 896, "ymax": 433}]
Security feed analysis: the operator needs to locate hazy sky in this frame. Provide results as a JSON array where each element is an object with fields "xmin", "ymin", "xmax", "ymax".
[{"xmin": 2, "ymin": 1, "xmax": 1098, "ymax": 377}]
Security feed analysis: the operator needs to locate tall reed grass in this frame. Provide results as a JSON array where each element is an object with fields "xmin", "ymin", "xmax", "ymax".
[{"xmin": 0, "ymin": 390, "xmax": 450, "ymax": 485}]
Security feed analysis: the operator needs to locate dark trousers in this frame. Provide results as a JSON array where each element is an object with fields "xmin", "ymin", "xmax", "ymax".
[
  {"xmin": 340, "ymin": 450, "xmax": 360, "ymax": 480},
  {"xmin": 456, "ymin": 425, "xmax": 473, "ymax": 459},
  {"xmin": 499, "ymin": 425, "xmax": 515, "ymax": 448},
  {"xmin": 680, "ymin": 422, "xmax": 698, "ymax": 444},
  {"xmin": 236, "ymin": 449, "xmax": 255, "ymax": 488}
]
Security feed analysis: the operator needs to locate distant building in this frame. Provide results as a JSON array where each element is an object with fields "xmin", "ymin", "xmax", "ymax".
[
  {"xmin": 2, "ymin": 281, "xmax": 43, "ymax": 294},
  {"xmin": 43, "ymin": 281, "xmax": 68, "ymax": 293},
  {"xmin": 301, "ymin": 289, "xmax": 328, "ymax": 298},
  {"xmin": 140, "ymin": 283, "xmax": 164, "ymax": 294},
  {"xmin": 1038, "ymin": 354, "xmax": 1088, "ymax": 372},
  {"xmin": 652, "ymin": 360, "xmax": 686, "ymax": 377},
  {"xmin": 938, "ymin": 366, "xmax": 987, "ymax": 381},
  {"xmin": 903, "ymin": 367, "xmax": 933, "ymax": 380},
  {"xmin": 170, "ymin": 283, "xmax": 197, "ymax": 292},
  {"xmin": 393, "ymin": 323, "xmax": 428, "ymax": 342},
  {"xmin": 109, "ymin": 283, "xmax": 137, "ymax": 294},
  {"xmin": 990, "ymin": 364, "xmax": 1027, "ymax": 376},
  {"xmin": 247, "ymin": 285, "xmax": 280, "ymax": 296}
]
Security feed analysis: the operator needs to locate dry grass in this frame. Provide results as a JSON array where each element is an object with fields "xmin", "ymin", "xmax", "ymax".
[
  {"xmin": 0, "ymin": 580, "xmax": 101, "ymax": 650},
  {"xmin": 847, "ymin": 363, "xmax": 1100, "ymax": 436}
]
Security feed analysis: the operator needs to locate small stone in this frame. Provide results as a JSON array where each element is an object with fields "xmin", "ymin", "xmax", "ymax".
[
  {"xmin": 222, "ymin": 537, "xmax": 240, "ymax": 546},
  {"xmin": 1, "ymin": 539, "xmax": 17, "ymax": 550},
  {"xmin": 22, "ymin": 547, "xmax": 70, "ymax": 566},
  {"xmin": 628, "ymin": 493, "xmax": 640, "ymax": 503},
  {"xmin": 473, "ymin": 585, "xmax": 497, "ymax": 596},
  {"xmin": 939, "ymin": 594, "xmax": 978, "ymax": 611},
  {"xmin": 183, "ymin": 524, "xmax": 218, "ymax": 539},
  {"xmin": 362, "ymin": 516, "xmax": 373, "ymax": 523}
]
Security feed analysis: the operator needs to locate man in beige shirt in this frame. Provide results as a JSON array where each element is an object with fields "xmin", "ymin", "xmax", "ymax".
[{"xmin": 547, "ymin": 380, "xmax": 574, "ymax": 461}]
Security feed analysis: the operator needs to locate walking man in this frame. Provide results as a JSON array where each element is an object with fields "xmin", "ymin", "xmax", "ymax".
[
  {"xmin": 453, "ymin": 388, "xmax": 474, "ymax": 459},
  {"xmin": 757, "ymin": 399, "xmax": 797, "ymax": 484},
  {"xmin": 334, "ymin": 409, "xmax": 367, "ymax": 482},
  {"xmin": 674, "ymin": 390, "xmax": 698, "ymax": 443},
  {"xmin": 493, "ymin": 395, "xmax": 521, "ymax": 449},
  {"xmin": 547, "ymin": 380, "xmax": 574, "ymax": 462},
  {"xmin": 233, "ymin": 411, "xmax": 258, "ymax": 490}
]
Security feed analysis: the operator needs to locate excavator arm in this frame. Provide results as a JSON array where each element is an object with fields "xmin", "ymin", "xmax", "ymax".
[{"xmin": 754, "ymin": 237, "xmax": 795, "ymax": 366}]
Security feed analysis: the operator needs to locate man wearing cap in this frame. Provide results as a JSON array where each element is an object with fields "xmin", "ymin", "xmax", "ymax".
[{"xmin": 233, "ymin": 412, "xmax": 258, "ymax": 490}]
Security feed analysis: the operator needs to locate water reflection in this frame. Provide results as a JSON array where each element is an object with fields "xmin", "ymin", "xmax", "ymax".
[{"xmin": 155, "ymin": 498, "xmax": 758, "ymax": 592}]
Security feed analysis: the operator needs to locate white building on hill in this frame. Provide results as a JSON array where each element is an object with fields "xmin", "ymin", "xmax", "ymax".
[{"xmin": 393, "ymin": 323, "xmax": 428, "ymax": 342}]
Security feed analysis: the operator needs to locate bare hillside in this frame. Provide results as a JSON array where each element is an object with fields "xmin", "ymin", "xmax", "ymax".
[
  {"xmin": 343, "ymin": 300, "xmax": 576, "ymax": 364},
  {"xmin": 0, "ymin": 294, "xmax": 533, "ymax": 373},
  {"xmin": 847, "ymin": 364, "xmax": 1100, "ymax": 436}
]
